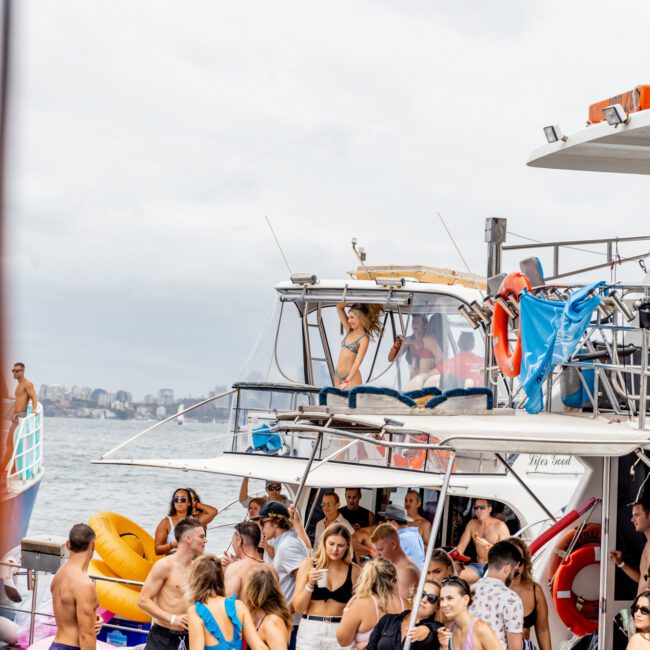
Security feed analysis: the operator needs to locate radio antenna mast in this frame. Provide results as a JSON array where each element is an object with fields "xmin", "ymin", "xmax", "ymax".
[{"xmin": 265, "ymin": 216, "xmax": 293, "ymax": 276}]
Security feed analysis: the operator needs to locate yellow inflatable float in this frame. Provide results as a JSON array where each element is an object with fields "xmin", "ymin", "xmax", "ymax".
[{"xmin": 88, "ymin": 512, "xmax": 163, "ymax": 622}]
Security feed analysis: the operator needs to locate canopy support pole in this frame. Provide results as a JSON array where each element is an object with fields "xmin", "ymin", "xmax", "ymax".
[
  {"xmin": 404, "ymin": 450, "xmax": 456, "ymax": 650},
  {"xmin": 495, "ymin": 453, "xmax": 557, "ymax": 522},
  {"xmin": 598, "ymin": 456, "xmax": 612, "ymax": 648},
  {"xmin": 293, "ymin": 431, "xmax": 323, "ymax": 511}
]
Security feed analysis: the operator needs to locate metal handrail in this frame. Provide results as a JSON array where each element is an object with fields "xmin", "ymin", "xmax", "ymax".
[{"xmin": 5, "ymin": 406, "xmax": 43, "ymax": 481}]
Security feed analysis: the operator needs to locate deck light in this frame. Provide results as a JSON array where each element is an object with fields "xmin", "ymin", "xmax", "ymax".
[
  {"xmin": 602, "ymin": 104, "xmax": 629, "ymax": 126},
  {"xmin": 290, "ymin": 273, "xmax": 318, "ymax": 285},
  {"xmin": 543, "ymin": 125, "xmax": 567, "ymax": 143},
  {"xmin": 459, "ymin": 305, "xmax": 481, "ymax": 329}
]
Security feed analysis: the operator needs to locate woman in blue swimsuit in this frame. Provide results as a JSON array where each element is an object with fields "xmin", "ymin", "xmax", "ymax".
[
  {"xmin": 187, "ymin": 555, "xmax": 267, "ymax": 650},
  {"xmin": 334, "ymin": 303, "xmax": 382, "ymax": 389}
]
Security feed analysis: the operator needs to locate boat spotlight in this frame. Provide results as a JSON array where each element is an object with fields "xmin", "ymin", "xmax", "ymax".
[
  {"xmin": 290, "ymin": 273, "xmax": 318, "ymax": 285},
  {"xmin": 602, "ymin": 104, "xmax": 629, "ymax": 126},
  {"xmin": 543, "ymin": 125, "xmax": 567, "ymax": 143}
]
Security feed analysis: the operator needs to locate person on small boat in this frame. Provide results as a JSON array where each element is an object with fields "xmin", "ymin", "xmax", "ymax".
[
  {"xmin": 365, "ymin": 580, "xmax": 442, "ymax": 650},
  {"xmin": 370, "ymin": 524, "xmax": 420, "ymax": 601},
  {"xmin": 292, "ymin": 523, "xmax": 360, "ymax": 650},
  {"xmin": 155, "ymin": 488, "xmax": 217, "ymax": 555},
  {"xmin": 187, "ymin": 554, "xmax": 266, "ymax": 650},
  {"xmin": 427, "ymin": 550, "xmax": 457, "ymax": 583},
  {"xmin": 455, "ymin": 499, "xmax": 510, "ymax": 584},
  {"xmin": 334, "ymin": 303, "xmax": 382, "ymax": 389},
  {"xmin": 337, "ymin": 557, "xmax": 406, "ymax": 650},
  {"xmin": 404, "ymin": 490, "xmax": 432, "ymax": 547},
  {"xmin": 437, "ymin": 577, "xmax": 501, "ymax": 650},
  {"xmin": 314, "ymin": 491, "xmax": 354, "ymax": 547},
  {"xmin": 50, "ymin": 524, "xmax": 100, "ymax": 650},
  {"xmin": 243, "ymin": 568, "xmax": 292, "ymax": 650},
  {"xmin": 507, "ymin": 537, "xmax": 551, "ymax": 650},
  {"xmin": 140, "ymin": 517, "xmax": 207, "ymax": 650},
  {"xmin": 223, "ymin": 521, "xmax": 277, "ymax": 597},
  {"xmin": 611, "ymin": 497, "xmax": 650, "ymax": 594},
  {"xmin": 627, "ymin": 590, "xmax": 650, "ymax": 649}
]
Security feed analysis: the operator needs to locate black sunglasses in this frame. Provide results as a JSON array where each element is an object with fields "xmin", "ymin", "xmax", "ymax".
[
  {"xmin": 421, "ymin": 592, "xmax": 439, "ymax": 604},
  {"xmin": 473, "ymin": 505, "xmax": 488, "ymax": 511},
  {"xmin": 633, "ymin": 605, "xmax": 650, "ymax": 615},
  {"xmin": 267, "ymin": 485, "xmax": 281, "ymax": 491},
  {"xmin": 173, "ymin": 496, "xmax": 188, "ymax": 503}
]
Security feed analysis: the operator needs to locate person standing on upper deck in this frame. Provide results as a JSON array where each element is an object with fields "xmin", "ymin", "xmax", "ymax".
[
  {"xmin": 338, "ymin": 488, "xmax": 375, "ymax": 531},
  {"xmin": 611, "ymin": 497, "xmax": 650, "ymax": 594},
  {"xmin": 334, "ymin": 303, "xmax": 382, "ymax": 389}
]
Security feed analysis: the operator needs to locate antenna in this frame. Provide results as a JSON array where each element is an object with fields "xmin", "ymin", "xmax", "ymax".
[
  {"xmin": 436, "ymin": 212, "xmax": 485, "ymax": 299},
  {"xmin": 265, "ymin": 216, "xmax": 293, "ymax": 276}
]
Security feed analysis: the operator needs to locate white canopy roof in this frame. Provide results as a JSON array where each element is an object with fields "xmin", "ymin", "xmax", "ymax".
[{"xmin": 527, "ymin": 109, "xmax": 650, "ymax": 175}]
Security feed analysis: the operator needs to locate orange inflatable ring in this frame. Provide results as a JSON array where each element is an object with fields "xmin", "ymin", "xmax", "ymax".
[
  {"xmin": 552, "ymin": 544, "xmax": 600, "ymax": 638},
  {"xmin": 491, "ymin": 272, "xmax": 531, "ymax": 377},
  {"xmin": 89, "ymin": 512, "xmax": 161, "ymax": 583},
  {"xmin": 547, "ymin": 523, "xmax": 601, "ymax": 583}
]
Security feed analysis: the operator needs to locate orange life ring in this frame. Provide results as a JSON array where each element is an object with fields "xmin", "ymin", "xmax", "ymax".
[
  {"xmin": 547, "ymin": 523, "xmax": 601, "ymax": 583},
  {"xmin": 552, "ymin": 544, "xmax": 600, "ymax": 638},
  {"xmin": 491, "ymin": 272, "xmax": 531, "ymax": 377}
]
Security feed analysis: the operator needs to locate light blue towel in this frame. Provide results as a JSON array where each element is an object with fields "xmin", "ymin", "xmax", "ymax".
[{"xmin": 519, "ymin": 283, "xmax": 603, "ymax": 414}]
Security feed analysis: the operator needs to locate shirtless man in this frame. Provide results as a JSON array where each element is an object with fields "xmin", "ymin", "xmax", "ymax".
[
  {"xmin": 456, "ymin": 498, "xmax": 510, "ymax": 584},
  {"xmin": 50, "ymin": 524, "xmax": 99, "ymax": 650},
  {"xmin": 138, "ymin": 517, "xmax": 207, "ymax": 650},
  {"xmin": 1, "ymin": 363, "xmax": 38, "ymax": 487},
  {"xmin": 370, "ymin": 523, "xmax": 420, "ymax": 600},
  {"xmin": 611, "ymin": 499, "xmax": 650, "ymax": 594},
  {"xmin": 223, "ymin": 521, "xmax": 277, "ymax": 597},
  {"xmin": 404, "ymin": 490, "xmax": 432, "ymax": 546}
]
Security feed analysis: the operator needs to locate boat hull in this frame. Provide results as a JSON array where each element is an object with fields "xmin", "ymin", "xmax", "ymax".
[{"xmin": 0, "ymin": 476, "xmax": 42, "ymax": 557}]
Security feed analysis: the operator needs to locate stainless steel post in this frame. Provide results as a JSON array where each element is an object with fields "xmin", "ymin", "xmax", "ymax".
[
  {"xmin": 404, "ymin": 451, "xmax": 456, "ymax": 650},
  {"xmin": 641, "ymin": 329, "xmax": 648, "ymax": 430},
  {"xmin": 293, "ymin": 431, "xmax": 323, "ymax": 510},
  {"xmin": 598, "ymin": 457, "xmax": 611, "ymax": 649},
  {"xmin": 28, "ymin": 569, "xmax": 38, "ymax": 645}
]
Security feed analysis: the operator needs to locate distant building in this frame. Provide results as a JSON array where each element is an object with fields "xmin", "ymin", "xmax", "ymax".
[
  {"xmin": 155, "ymin": 405, "xmax": 167, "ymax": 418},
  {"xmin": 143, "ymin": 394, "xmax": 157, "ymax": 405},
  {"xmin": 97, "ymin": 392, "xmax": 115, "ymax": 408},
  {"xmin": 158, "ymin": 389, "xmax": 174, "ymax": 406},
  {"xmin": 115, "ymin": 390, "xmax": 132, "ymax": 404}
]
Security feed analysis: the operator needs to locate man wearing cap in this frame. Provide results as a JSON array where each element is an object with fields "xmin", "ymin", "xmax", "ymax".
[
  {"xmin": 256, "ymin": 501, "xmax": 308, "ymax": 650},
  {"xmin": 313, "ymin": 491, "xmax": 354, "ymax": 548},
  {"xmin": 381, "ymin": 503, "xmax": 425, "ymax": 569}
]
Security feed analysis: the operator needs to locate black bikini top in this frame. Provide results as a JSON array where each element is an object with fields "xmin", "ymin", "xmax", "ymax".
[{"xmin": 311, "ymin": 564, "xmax": 353, "ymax": 604}]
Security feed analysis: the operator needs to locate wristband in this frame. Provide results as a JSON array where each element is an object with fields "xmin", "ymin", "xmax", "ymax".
[
  {"xmin": 305, "ymin": 583, "xmax": 314, "ymax": 592},
  {"xmin": 617, "ymin": 561, "xmax": 626, "ymax": 569},
  {"xmin": 170, "ymin": 615, "xmax": 176, "ymax": 626}
]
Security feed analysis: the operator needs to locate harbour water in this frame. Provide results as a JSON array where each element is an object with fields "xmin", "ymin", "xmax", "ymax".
[{"xmin": 27, "ymin": 417, "xmax": 257, "ymax": 554}]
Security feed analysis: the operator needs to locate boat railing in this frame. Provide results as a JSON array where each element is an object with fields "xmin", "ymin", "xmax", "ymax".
[{"xmin": 4, "ymin": 404, "xmax": 44, "ymax": 484}]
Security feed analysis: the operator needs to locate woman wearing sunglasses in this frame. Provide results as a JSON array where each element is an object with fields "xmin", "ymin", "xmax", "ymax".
[
  {"xmin": 437, "ymin": 577, "xmax": 500, "ymax": 650},
  {"xmin": 628, "ymin": 590, "xmax": 650, "ymax": 648},
  {"xmin": 365, "ymin": 580, "xmax": 443, "ymax": 650},
  {"xmin": 155, "ymin": 488, "xmax": 218, "ymax": 555}
]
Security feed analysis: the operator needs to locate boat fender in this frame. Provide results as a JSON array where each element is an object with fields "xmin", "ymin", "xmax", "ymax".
[
  {"xmin": 491, "ymin": 272, "xmax": 531, "ymax": 377},
  {"xmin": 552, "ymin": 544, "xmax": 600, "ymax": 638}
]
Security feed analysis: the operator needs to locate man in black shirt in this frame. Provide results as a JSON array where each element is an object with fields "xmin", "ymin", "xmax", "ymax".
[{"xmin": 338, "ymin": 488, "xmax": 375, "ymax": 530}]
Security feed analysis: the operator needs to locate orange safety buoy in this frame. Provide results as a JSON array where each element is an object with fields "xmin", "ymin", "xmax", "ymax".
[
  {"xmin": 546, "ymin": 523, "xmax": 601, "ymax": 583},
  {"xmin": 552, "ymin": 544, "xmax": 600, "ymax": 638},
  {"xmin": 491, "ymin": 272, "xmax": 531, "ymax": 377}
]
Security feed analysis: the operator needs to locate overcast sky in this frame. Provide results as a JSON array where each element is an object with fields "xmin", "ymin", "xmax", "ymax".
[{"xmin": 5, "ymin": 0, "xmax": 650, "ymax": 399}]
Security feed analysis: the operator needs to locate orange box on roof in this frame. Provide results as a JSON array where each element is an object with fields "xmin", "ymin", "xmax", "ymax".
[{"xmin": 589, "ymin": 85, "xmax": 650, "ymax": 124}]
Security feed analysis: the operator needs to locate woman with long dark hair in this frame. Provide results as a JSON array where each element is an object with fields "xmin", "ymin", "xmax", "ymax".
[
  {"xmin": 187, "ymin": 554, "xmax": 265, "ymax": 650},
  {"xmin": 244, "ymin": 567, "xmax": 292, "ymax": 650},
  {"xmin": 628, "ymin": 590, "xmax": 650, "ymax": 648}
]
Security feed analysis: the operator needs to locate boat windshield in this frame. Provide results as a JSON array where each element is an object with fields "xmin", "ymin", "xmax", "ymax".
[{"xmin": 238, "ymin": 288, "xmax": 485, "ymax": 390}]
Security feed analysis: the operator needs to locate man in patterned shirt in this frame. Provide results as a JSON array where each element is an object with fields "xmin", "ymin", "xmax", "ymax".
[{"xmin": 469, "ymin": 540, "xmax": 524, "ymax": 650}]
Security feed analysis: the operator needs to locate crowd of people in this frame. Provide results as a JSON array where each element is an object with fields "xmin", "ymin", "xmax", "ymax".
[{"xmin": 48, "ymin": 486, "xmax": 650, "ymax": 650}]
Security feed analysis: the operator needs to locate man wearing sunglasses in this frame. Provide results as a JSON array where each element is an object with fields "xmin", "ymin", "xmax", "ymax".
[
  {"xmin": 610, "ymin": 497, "xmax": 650, "ymax": 594},
  {"xmin": 238, "ymin": 477, "xmax": 288, "ymax": 511},
  {"xmin": 455, "ymin": 498, "xmax": 510, "ymax": 584}
]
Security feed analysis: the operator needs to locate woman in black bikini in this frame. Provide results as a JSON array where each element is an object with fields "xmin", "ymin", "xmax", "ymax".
[
  {"xmin": 292, "ymin": 523, "xmax": 360, "ymax": 650},
  {"xmin": 243, "ymin": 568, "xmax": 292, "ymax": 650},
  {"xmin": 508, "ymin": 537, "xmax": 551, "ymax": 650}
]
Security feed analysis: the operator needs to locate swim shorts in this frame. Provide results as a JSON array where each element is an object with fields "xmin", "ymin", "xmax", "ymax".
[
  {"xmin": 144, "ymin": 623, "xmax": 188, "ymax": 650},
  {"xmin": 467, "ymin": 561, "xmax": 487, "ymax": 578},
  {"xmin": 50, "ymin": 643, "xmax": 81, "ymax": 650}
]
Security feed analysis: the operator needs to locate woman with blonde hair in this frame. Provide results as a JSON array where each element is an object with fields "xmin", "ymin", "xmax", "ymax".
[
  {"xmin": 293, "ymin": 523, "xmax": 360, "ymax": 650},
  {"xmin": 334, "ymin": 303, "xmax": 383, "ymax": 389},
  {"xmin": 187, "ymin": 554, "xmax": 266, "ymax": 650},
  {"xmin": 337, "ymin": 558, "xmax": 406, "ymax": 649},
  {"xmin": 243, "ymin": 568, "xmax": 292, "ymax": 650},
  {"xmin": 507, "ymin": 537, "xmax": 551, "ymax": 650}
]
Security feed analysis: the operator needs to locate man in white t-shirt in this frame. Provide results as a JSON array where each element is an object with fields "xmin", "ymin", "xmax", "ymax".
[
  {"xmin": 313, "ymin": 491, "xmax": 354, "ymax": 548},
  {"xmin": 470, "ymin": 540, "xmax": 524, "ymax": 650}
]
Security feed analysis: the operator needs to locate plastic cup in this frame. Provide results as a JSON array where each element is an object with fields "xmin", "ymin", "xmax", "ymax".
[{"xmin": 317, "ymin": 568, "xmax": 329, "ymax": 588}]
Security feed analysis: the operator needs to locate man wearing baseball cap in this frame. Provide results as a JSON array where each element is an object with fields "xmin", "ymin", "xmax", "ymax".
[
  {"xmin": 380, "ymin": 503, "xmax": 425, "ymax": 569},
  {"xmin": 255, "ymin": 501, "xmax": 307, "ymax": 650}
]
